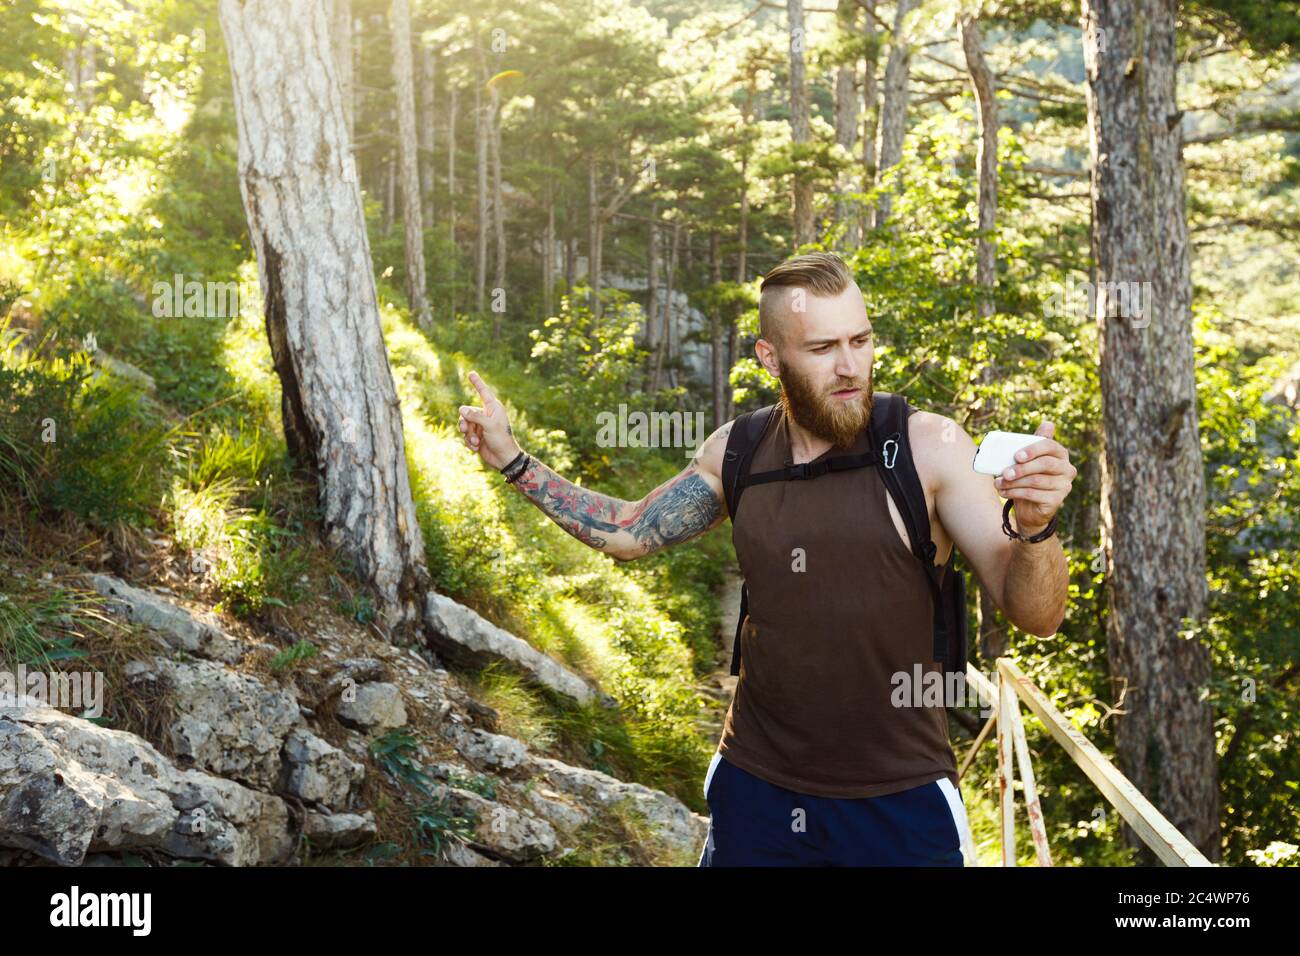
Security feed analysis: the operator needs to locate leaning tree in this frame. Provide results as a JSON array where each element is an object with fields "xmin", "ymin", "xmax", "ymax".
[{"xmin": 219, "ymin": 0, "xmax": 430, "ymax": 637}]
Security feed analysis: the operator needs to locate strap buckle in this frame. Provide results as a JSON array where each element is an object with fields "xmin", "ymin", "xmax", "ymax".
[
  {"xmin": 882, "ymin": 436, "xmax": 899, "ymax": 470},
  {"xmin": 787, "ymin": 461, "xmax": 812, "ymax": 480}
]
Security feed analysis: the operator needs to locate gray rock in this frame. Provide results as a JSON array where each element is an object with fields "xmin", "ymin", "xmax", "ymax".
[
  {"xmin": 129, "ymin": 659, "xmax": 301, "ymax": 790},
  {"xmin": 280, "ymin": 728, "xmax": 364, "ymax": 810},
  {"xmin": 306, "ymin": 658, "xmax": 389, "ymax": 708},
  {"xmin": 335, "ymin": 681, "xmax": 406, "ymax": 734},
  {"xmin": 424, "ymin": 591, "xmax": 613, "ymax": 708},
  {"xmin": 526, "ymin": 754, "xmax": 708, "ymax": 854},
  {"xmin": 525, "ymin": 786, "xmax": 591, "ymax": 830},
  {"xmin": 441, "ymin": 723, "xmax": 529, "ymax": 774},
  {"xmin": 428, "ymin": 783, "xmax": 556, "ymax": 863},
  {"xmin": 436, "ymin": 840, "xmax": 505, "ymax": 867},
  {"xmin": 303, "ymin": 810, "xmax": 376, "ymax": 850},
  {"xmin": 0, "ymin": 698, "xmax": 291, "ymax": 866},
  {"xmin": 89, "ymin": 575, "xmax": 246, "ymax": 663}
]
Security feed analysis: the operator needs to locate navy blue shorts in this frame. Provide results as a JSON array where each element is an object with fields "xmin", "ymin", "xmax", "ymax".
[{"xmin": 697, "ymin": 752, "xmax": 974, "ymax": 867}]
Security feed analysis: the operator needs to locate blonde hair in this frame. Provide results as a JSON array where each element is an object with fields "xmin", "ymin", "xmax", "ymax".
[{"xmin": 758, "ymin": 252, "xmax": 855, "ymax": 347}]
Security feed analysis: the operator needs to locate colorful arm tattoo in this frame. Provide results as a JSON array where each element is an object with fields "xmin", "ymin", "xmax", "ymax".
[{"xmin": 510, "ymin": 454, "xmax": 724, "ymax": 558}]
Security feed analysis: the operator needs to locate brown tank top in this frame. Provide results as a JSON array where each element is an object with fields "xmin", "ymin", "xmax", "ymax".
[{"xmin": 718, "ymin": 403, "xmax": 959, "ymax": 799}]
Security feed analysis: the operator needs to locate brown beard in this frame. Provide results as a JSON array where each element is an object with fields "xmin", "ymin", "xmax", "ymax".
[{"xmin": 777, "ymin": 358, "xmax": 875, "ymax": 448}]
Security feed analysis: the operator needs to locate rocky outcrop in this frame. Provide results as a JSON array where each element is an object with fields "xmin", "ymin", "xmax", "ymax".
[
  {"xmin": 0, "ymin": 697, "xmax": 292, "ymax": 866},
  {"xmin": 426, "ymin": 781, "xmax": 558, "ymax": 863},
  {"xmin": 525, "ymin": 755, "xmax": 707, "ymax": 854},
  {"xmin": 90, "ymin": 574, "xmax": 247, "ymax": 663},
  {"xmin": 280, "ymin": 728, "xmax": 365, "ymax": 811},
  {"xmin": 125, "ymin": 658, "xmax": 301, "ymax": 791},
  {"xmin": 0, "ymin": 579, "xmax": 707, "ymax": 867},
  {"xmin": 335, "ymin": 681, "xmax": 406, "ymax": 735},
  {"xmin": 424, "ymin": 591, "xmax": 615, "ymax": 708},
  {"xmin": 303, "ymin": 809, "xmax": 376, "ymax": 849}
]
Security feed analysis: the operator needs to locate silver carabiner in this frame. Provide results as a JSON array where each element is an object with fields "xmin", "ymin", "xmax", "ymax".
[{"xmin": 882, "ymin": 438, "xmax": 899, "ymax": 470}]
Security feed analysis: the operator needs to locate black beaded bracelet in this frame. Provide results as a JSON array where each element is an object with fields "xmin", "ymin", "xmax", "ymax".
[{"xmin": 1001, "ymin": 499, "xmax": 1058, "ymax": 543}]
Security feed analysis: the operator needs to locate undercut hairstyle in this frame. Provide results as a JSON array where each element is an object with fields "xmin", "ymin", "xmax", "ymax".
[{"xmin": 758, "ymin": 251, "xmax": 855, "ymax": 349}]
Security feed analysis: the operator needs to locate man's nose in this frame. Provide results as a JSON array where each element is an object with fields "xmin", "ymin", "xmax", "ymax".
[{"xmin": 834, "ymin": 347, "xmax": 861, "ymax": 379}]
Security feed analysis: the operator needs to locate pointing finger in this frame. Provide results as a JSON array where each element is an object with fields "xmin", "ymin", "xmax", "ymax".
[{"xmin": 468, "ymin": 370, "xmax": 498, "ymax": 407}]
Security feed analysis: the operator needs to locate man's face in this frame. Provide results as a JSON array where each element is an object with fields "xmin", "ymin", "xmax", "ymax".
[{"xmin": 764, "ymin": 283, "xmax": 875, "ymax": 448}]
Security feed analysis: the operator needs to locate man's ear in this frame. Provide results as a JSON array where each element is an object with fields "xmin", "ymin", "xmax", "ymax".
[{"xmin": 754, "ymin": 338, "xmax": 780, "ymax": 378}]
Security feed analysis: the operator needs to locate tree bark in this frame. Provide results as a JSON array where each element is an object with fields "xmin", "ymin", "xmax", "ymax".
[
  {"xmin": 419, "ymin": 41, "xmax": 436, "ymax": 229},
  {"xmin": 875, "ymin": 0, "xmax": 917, "ymax": 227},
  {"xmin": 391, "ymin": 0, "xmax": 430, "ymax": 328},
  {"xmin": 647, "ymin": 202, "xmax": 661, "ymax": 359},
  {"xmin": 834, "ymin": 0, "xmax": 859, "ymax": 246},
  {"xmin": 489, "ymin": 81, "xmax": 506, "ymax": 338},
  {"xmin": 383, "ymin": 145, "xmax": 396, "ymax": 236},
  {"xmin": 474, "ymin": 41, "xmax": 488, "ymax": 314},
  {"xmin": 710, "ymin": 231, "xmax": 725, "ymax": 428},
  {"xmin": 588, "ymin": 159, "xmax": 602, "ymax": 316},
  {"xmin": 788, "ymin": 0, "xmax": 815, "ymax": 246},
  {"xmin": 330, "ymin": 0, "xmax": 354, "ymax": 142},
  {"xmin": 1082, "ymin": 0, "xmax": 1218, "ymax": 863},
  {"xmin": 218, "ymin": 0, "xmax": 430, "ymax": 637},
  {"xmin": 543, "ymin": 182, "xmax": 555, "ymax": 318},
  {"xmin": 961, "ymin": 14, "xmax": 1005, "ymax": 660},
  {"xmin": 447, "ymin": 81, "xmax": 457, "ymax": 312},
  {"xmin": 861, "ymin": 0, "xmax": 879, "ymax": 237},
  {"xmin": 961, "ymin": 15, "xmax": 997, "ymax": 318}
]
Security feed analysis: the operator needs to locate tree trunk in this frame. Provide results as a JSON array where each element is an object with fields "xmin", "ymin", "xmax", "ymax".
[
  {"xmin": 474, "ymin": 43, "xmax": 487, "ymax": 314},
  {"xmin": 565, "ymin": 227, "xmax": 576, "ymax": 291},
  {"xmin": 330, "ymin": 0, "xmax": 354, "ymax": 142},
  {"xmin": 861, "ymin": 0, "xmax": 879, "ymax": 237},
  {"xmin": 490, "ymin": 82, "xmax": 506, "ymax": 338},
  {"xmin": 391, "ymin": 0, "xmax": 430, "ymax": 328},
  {"xmin": 834, "ymin": 0, "xmax": 859, "ymax": 246},
  {"xmin": 655, "ymin": 222, "xmax": 680, "ymax": 390},
  {"xmin": 961, "ymin": 13, "xmax": 1004, "ymax": 659},
  {"xmin": 543, "ymin": 184, "xmax": 555, "ymax": 318},
  {"xmin": 218, "ymin": 0, "xmax": 429, "ymax": 637},
  {"xmin": 647, "ymin": 201, "xmax": 660, "ymax": 358},
  {"xmin": 961, "ymin": 15, "xmax": 997, "ymax": 318},
  {"xmin": 383, "ymin": 145, "xmax": 396, "ymax": 236},
  {"xmin": 447, "ymin": 82, "xmax": 457, "ymax": 312},
  {"xmin": 419, "ymin": 41, "xmax": 436, "ymax": 228},
  {"xmin": 710, "ymin": 232, "xmax": 725, "ymax": 429},
  {"xmin": 788, "ymin": 0, "xmax": 815, "ymax": 246},
  {"xmin": 587, "ymin": 159, "xmax": 603, "ymax": 317},
  {"xmin": 1082, "ymin": 0, "xmax": 1218, "ymax": 863},
  {"xmin": 875, "ymin": 0, "xmax": 916, "ymax": 227}
]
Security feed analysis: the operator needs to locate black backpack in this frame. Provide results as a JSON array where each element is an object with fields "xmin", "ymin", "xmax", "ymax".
[{"xmin": 720, "ymin": 391, "xmax": 969, "ymax": 683}]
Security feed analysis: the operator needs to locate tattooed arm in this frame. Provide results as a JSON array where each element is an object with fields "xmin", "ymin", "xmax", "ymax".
[{"xmin": 456, "ymin": 371, "xmax": 732, "ymax": 561}]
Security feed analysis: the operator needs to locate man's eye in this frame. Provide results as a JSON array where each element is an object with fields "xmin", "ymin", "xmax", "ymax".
[{"xmin": 813, "ymin": 345, "xmax": 831, "ymax": 353}]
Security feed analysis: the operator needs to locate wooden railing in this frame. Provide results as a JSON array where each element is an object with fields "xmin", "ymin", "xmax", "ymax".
[{"xmin": 957, "ymin": 657, "xmax": 1213, "ymax": 867}]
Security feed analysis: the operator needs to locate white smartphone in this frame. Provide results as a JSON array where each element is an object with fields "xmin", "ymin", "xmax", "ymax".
[{"xmin": 972, "ymin": 430, "xmax": 1043, "ymax": 476}]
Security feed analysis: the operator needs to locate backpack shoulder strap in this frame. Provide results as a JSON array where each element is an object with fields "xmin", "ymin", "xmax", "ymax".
[
  {"xmin": 722, "ymin": 404, "xmax": 777, "ymax": 678},
  {"xmin": 870, "ymin": 392, "xmax": 953, "ymax": 663},
  {"xmin": 869, "ymin": 392, "xmax": 936, "ymax": 568},
  {"xmin": 721, "ymin": 404, "xmax": 777, "ymax": 523}
]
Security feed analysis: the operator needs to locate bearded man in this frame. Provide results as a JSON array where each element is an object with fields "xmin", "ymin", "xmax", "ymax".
[{"xmin": 457, "ymin": 251, "xmax": 1075, "ymax": 866}]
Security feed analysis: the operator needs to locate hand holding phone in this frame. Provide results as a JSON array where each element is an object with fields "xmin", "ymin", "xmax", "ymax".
[{"xmin": 972, "ymin": 430, "xmax": 1045, "ymax": 476}]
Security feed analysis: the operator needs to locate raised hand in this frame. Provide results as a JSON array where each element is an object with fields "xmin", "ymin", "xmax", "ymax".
[
  {"xmin": 457, "ymin": 370, "xmax": 522, "ymax": 471},
  {"xmin": 993, "ymin": 420, "xmax": 1077, "ymax": 536}
]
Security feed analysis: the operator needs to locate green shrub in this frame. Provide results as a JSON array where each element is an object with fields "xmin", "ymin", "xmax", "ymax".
[{"xmin": 0, "ymin": 323, "xmax": 170, "ymax": 525}]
